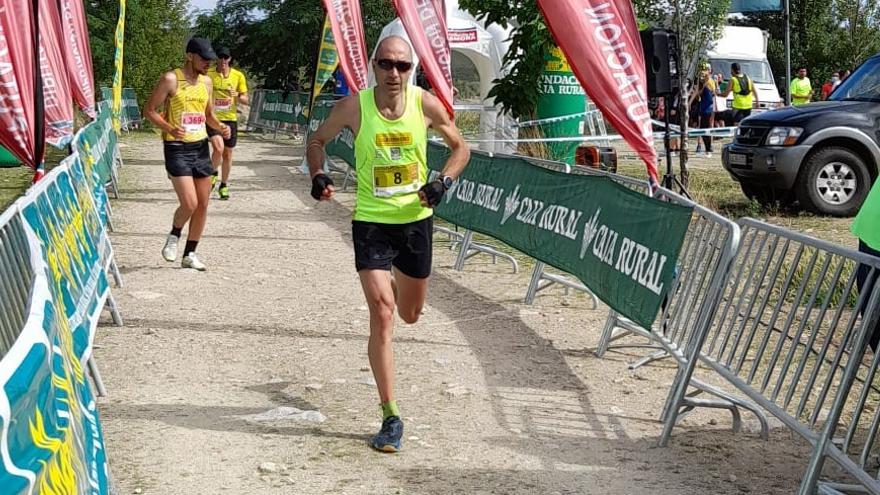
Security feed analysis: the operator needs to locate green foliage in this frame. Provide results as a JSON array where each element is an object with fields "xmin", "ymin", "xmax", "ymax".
[
  {"xmin": 458, "ymin": 0, "xmax": 553, "ymax": 119},
  {"xmin": 86, "ymin": 0, "xmax": 190, "ymax": 107},
  {"xmin": 743, "ymin": 0, "xmax": 880, "ymax": 95},
  {"xmin": 191, "ymin": 0, "xmax": 397, "ymax": 90}
]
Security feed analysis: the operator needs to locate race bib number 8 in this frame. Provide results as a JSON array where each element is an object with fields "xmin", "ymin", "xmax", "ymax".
[
  {"xmin": 373, "ymin": 163, "xmax": 419, "ymax": 197},
  {"xmin": 181, "ymin": 112, "xmax": 206, "ymax": 134}
]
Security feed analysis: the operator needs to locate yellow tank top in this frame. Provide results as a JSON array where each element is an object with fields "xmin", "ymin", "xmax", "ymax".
[
  {"xmin": 731, "ymin": 75, "xmax": 754, "ymax": 110},
  {"xmin": 163, "ymin": 69, "xmax": 209, "ymax": 142},
  {"xmin": 208, "ymin": 67, "xmax": 247, "ymax": 121},
  {"xmin": 353, "ymin": 85, "xmax": 432, "ymax": 224}
]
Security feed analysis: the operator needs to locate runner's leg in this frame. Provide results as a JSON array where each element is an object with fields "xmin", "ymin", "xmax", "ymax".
[
  {"xmin": 359, "ymin": 269, "xmax": 397, "ymax": 404},
  {"xmin": 186, "ymin": 176, "xmax": 213, "ymax": 242}
]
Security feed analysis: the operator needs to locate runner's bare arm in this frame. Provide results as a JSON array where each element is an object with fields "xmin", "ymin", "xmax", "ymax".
[
  {"xmin": 204, "ymin": 78, "xmax": 231, "ymax": 139},
  {"xmin": 422, "ymin": 90, "xmax": 470, "ymax": 179},
  {"xmin": 144, "ymin": 72, "xmax": 184, "ymax": 139},
  {"xmin": 306, "ymin": 95, "xmax": 360, "ymax": 178}
]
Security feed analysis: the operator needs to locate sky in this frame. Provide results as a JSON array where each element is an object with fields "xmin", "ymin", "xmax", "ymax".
[{"xmin": 190, "ymin": 0, "xmax": 218, "ymax": 12}]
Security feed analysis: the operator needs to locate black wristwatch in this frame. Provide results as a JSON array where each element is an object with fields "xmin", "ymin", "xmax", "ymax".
[{"xmin": 439, "ymin": 175, "xmax": 454, "ymax": 190}]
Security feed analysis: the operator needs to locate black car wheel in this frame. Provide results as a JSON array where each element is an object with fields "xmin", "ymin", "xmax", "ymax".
[{"xmin": 795, "ymin": 147, "xmax": 871, "ymax": 217}]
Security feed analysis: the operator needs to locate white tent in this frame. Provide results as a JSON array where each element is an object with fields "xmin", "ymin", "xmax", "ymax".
[{"xmin": 371, "ymin": 1, "xmax": 513, "ymax": 152}]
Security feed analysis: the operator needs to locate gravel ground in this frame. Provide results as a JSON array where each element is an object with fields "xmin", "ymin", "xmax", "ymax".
[{"xmin": 96, "ymin": 131, "xmax": 826, "ymax": 494}]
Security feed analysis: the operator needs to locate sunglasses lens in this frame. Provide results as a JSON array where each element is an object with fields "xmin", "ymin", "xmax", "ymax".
[{"xmin": 377, "ymin": 59, "xmax": 412, "ymax": 72}]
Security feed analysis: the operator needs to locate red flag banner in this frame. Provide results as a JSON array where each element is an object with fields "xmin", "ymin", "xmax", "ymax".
[
  {"xmin": 0, "ymin": 1, "xmax": 36, "ymax": 168},
  {"xmin": 59, "ymin": 0, "xmax": 95, "ymax": 118},
  {"xmin": 393, "ymin": 0, "xmax": 454, "ymax": 117},
  {"xmin": 536, "ymin": 0, "xmax": 659, "ymax": 182},
  {"xmin": 39, "ymin": 0, "xmax": 75, "ymax": 148},
  {"xmin": 322, "ymin": 0, "xmax": 368, "ymax": 93}
]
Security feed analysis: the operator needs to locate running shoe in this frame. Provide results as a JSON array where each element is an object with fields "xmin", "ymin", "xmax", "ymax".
[
  {"xmin": 181, "ymin": 252, "xmax": 207, "ymax": 271},
  {"xmin": 218, "ymin": 184, "xmax": 229, "ymax": 200},
  {"xmin": 162, "ymin": 234, "xmax": 178, "ymax": 262},
  {"xmin": 370, "ymin": 416, "xmax": 403, "ymax": 453}
]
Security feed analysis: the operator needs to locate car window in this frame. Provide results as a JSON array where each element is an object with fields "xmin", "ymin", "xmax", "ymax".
[{"xmin": 830, "ymin": 58, "xmax": 880, "ymax": 102}]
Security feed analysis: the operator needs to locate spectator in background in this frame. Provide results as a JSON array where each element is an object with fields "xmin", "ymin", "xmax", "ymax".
[
  {"xmin": 715, "ymin": 62, "xmax": 759, "ymax": 124},
  {"xmin": 790, "ymin": 67, "xmax": 813, "ymax": 106},
  {"xmin": 840, "ymin": 69, "xmax": 852, "ymax": 84},
  {"xmin": 830, "ymin": 71, "xmax": 842, "ymax": 91},
  {"xmin": 821, "ymin": 74, "xmax": 836, "ymax": 100},
  {"xmin": 690, "ymin": 68, "xmax": 715, "ymax": 157}
]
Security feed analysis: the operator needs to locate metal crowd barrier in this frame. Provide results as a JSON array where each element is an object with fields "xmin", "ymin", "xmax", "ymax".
[
  {"xmin": 662, "ymin": 218, "xmax": 880, "ymax": 494},
  {"xmin": 0, "ymin": 209, "xmax": 33, "ymax": 359},
  {"xmin": 244, "ymin": 89, "xmax": 306, "ymax": 139}
]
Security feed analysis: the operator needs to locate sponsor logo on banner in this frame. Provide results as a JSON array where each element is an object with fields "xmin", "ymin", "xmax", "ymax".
[
  {"xmin": 322, "ymin": 0, "xmax": 368, "ymax": 91},
  {"xmin": 536, "ymin": 0, "xmax": 659, "ymax": 183},
  {"xmin": 306, "ymin": 100, "xmax": 690, "ymax": 326},
  {"xmin": 59, "ymin": 0, "xmax": 96, "ymax": 117},
  {"xmin": 449, "ymin": 29, "xmax": 478, "ymax": 43},
  {"xmin": 393, "ymin": 0, "xmax": 454, "ymax": 116}
]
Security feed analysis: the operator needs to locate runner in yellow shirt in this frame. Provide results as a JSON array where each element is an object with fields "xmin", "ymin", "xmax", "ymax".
[
  {"xmin": 144, "ymin": 37, "xmax": 231, "ymax": 271},
  {"xmin": 207, "ymin": 47, "xmax": 249, "ymax": 200}
]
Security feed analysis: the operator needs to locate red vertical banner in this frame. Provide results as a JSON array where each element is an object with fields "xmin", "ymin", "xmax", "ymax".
[
  {"xmin": 0, "ymin": 1, "xmax": 36, "ymax": 168},
  {"xmin": 39, "ymin": 0, "xmax": 75, "ymax": 148},
  {"xmin": 536, "ymin": 0, "xmax": 659, "ymax": 183},
  {"xmin": 58, "ymin": 0, "xmax": 95, "ymax": 118},
  {"xmin": 322, "ymin": 0, "xmax": 368, "ymax": 93},
  {"xmin": 393, "ymin": 0, "xmax": 454, "ymax": 117}
]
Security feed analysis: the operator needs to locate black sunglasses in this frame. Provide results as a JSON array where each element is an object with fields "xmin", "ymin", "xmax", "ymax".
[{"xmin": 376, "ymin": 59, "xmax": 413, "ymax": 72}]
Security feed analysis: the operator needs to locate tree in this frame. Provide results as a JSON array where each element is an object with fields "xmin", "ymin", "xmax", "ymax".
[
  {"xmin": 457, "ymin": 0, "xmax": 554, "ymax": 120},
  {"xmin": 635, "ymin": 0, "xmax": 732, "ymax": 188},
  {"xmin": 192, "ymin": 0, "xmax": 397, "ymax": 90},
  {"xmin": 86, "ymin": 0, "xmax": 190, "ymax": 106}
]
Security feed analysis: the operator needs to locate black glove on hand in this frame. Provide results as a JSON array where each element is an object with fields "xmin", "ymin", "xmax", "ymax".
[
  {"xmin": 311, "ymin": 174, "xmax": 334, "ymax": 200},
  {"xmin": 419, "ymin": 180, "xmax": 446, "ymax": 207}
]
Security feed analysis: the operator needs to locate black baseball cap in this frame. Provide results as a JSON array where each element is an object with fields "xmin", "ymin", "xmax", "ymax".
[
  {"xmin": 217, "ymin": 47, "xmax": 232, "ymax": 59},
  {"xmin": 186, "ymin": 37, "xmax": 217, "ymax": 60}
]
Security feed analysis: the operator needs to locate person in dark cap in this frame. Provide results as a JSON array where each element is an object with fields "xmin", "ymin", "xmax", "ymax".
[
  {"xmin": 143, "ymin": 37, "xmax": 231, "ymax": 271},
  {"xmin": 207, "ymin": 46, "xmax": 249, "ymax": 200}
]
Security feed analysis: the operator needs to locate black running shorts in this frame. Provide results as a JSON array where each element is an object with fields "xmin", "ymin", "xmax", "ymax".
[
  {"xmin": 207, "ymin": 120, "xmax": 238, "ymax": 148},
  {"xmin": 352, "ymin": 217, "xmax": 433, "ymax": 279},
  {"xmin": 163, "ymin": 140, "xmax": 215, "ymax": 178}
]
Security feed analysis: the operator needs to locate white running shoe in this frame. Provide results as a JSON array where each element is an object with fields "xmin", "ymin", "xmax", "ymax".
[
  {"xmin": 181, "ymin": 252, "xmax": 206, "ymax": 271},
  {"xmin": 162, "ymin": 234, "xmax": 178, "ymax": 262}
]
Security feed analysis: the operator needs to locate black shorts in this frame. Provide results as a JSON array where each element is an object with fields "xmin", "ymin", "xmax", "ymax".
[
  {"xmin": 207, "ymin": 120, "xmax": 238, "ymax": 148},
  {"xmin": 732, "ymin": 109, "xmax": 752, "ymax": 123},
  {"xmin": 163, "ymin": 140, "xmax": 215, "ymax": 178},
  {"xmin": 352, "ymin": 217, "xmax": 433, "ymax": 279}
]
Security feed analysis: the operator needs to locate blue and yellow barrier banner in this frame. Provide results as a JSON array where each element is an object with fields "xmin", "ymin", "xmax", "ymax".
[
  {"xmin": 73, "ymin": 103, "xmax": 116, "ymax": 227},
  {"xmin": 100, "ymin": 87, "xmax": 140, "ymax": 130},
  {"xmin": 0, "ymin": 161, "xmax": 111, "ymax": 494}
]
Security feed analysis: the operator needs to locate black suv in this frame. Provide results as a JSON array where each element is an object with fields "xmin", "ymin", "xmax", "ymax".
[{"xmin": 721, "ymin": 55, "xmax": 880, "ymax": 216}]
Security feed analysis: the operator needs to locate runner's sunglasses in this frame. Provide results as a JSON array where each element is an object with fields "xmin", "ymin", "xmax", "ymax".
[{"xmin": 375, "ymin": 59, "xmax": 413, "ymax": 72}]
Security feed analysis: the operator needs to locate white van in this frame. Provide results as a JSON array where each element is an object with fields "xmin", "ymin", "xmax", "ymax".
[{"xmin": 708, "ymin": 26, "xmax": 783, "ymax": 113}]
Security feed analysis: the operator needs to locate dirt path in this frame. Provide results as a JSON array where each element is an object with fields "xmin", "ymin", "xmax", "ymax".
[{"xmin": 97, "ymin": 132, "xmax": 814, "ymax": 494}]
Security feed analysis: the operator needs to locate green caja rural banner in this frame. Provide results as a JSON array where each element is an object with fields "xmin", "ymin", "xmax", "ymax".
[{"xmin": 308, "ymin": 105, "xmax": 694, "ymax": 327}]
